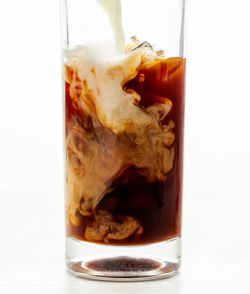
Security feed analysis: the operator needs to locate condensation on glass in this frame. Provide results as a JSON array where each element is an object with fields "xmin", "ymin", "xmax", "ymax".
[{"xmin": 61, "ymin": 0, "xmax": 186, "ymax": 281}]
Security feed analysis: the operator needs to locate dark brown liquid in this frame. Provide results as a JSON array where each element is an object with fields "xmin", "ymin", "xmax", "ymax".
[
  {"xmin": 85, "ymin": 257, "xmax": 161, "ymax": 272},
  {"xmin": 65, "ymin": 57, "xmax": 185, "ymax": 245}
]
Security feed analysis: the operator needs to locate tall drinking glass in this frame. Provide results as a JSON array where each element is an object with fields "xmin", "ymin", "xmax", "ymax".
[{"xmin": 61, "ymin": 0, "xmax": 186, "ymax": 281}]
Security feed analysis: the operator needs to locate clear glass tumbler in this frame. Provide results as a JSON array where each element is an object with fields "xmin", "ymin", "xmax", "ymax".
[{"xmin": 61, "ymin": 0, "xmax": 186, "ymax": 281}]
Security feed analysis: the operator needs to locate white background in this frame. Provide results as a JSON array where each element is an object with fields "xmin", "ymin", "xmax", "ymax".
[{"xmin": 0, "ymin": 0, "xmax": 250, "ymax": 293}]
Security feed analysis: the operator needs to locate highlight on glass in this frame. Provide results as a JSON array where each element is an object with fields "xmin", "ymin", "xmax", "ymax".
[{"xmin": 61, "ymin": 0, "xmax": 186, "ymax": 281}]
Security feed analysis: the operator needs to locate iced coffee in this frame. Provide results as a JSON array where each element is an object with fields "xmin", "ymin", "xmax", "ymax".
[{"xmin": 63, "ymin": 37, "xmax": 185, "ymax": 245}]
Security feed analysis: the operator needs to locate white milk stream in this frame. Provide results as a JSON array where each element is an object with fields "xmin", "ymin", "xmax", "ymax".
[{"xmin": 98, "ymin": 0, "xmax": 125, "ymax": 52}]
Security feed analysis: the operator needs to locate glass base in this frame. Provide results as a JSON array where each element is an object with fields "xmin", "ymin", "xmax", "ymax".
[{"xmin": 66, "ymin": 236, "xmax": 181, "ymax": 281}]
